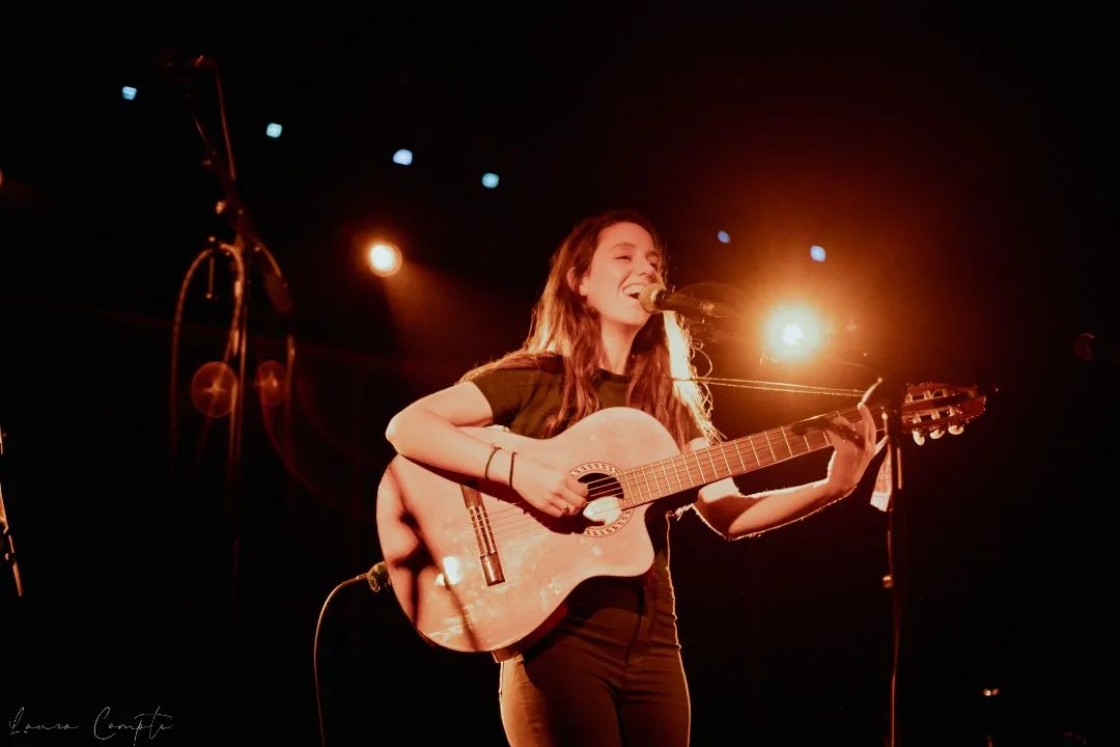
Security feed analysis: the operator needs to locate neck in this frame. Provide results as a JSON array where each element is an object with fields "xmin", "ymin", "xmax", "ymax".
[{"xmin": 598, "ymin": 323, "xmax": 639, "ymax": 375}]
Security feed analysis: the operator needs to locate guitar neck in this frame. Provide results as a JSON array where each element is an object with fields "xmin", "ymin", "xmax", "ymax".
[{"xmin": 615, "ymin": 404, "xmax": 875, "ymax": 508}]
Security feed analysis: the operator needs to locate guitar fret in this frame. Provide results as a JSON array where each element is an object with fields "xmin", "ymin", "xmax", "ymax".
[
  {"xmin": 656, "ymin": 459, "xmax": 670, "ymax": 497},
  {"xmin": 780, "ymin": 427, "xmax": 792, "ymax": 457},
  {"xmin": 719, "ymin": 443, "xmax": 733, "ymax": 480},
  {"xmin": 622, "ymin": 473, "xmax": 638, "ymax": 507},
  {"xmin": 748, "ymin": 436, "xmax": 761, "ymax": 465},
  {"xmin": 673, "ymin": 455, "xmax": 684, "ymax": 493},
  {"xmin": 734, "ymin": 439, "xmax": 747, "ymax": 472},
  {"xmin": 765, "ymin": 432, "xmax": 777, "ymax": 463},
  {"xmin": 658, "ymin": 458, "xmax": 672, "ymax": 496},
  {"xmin": 705, "ymin": 447, "xmax": 718, "ymax": 484},
  {"xmin": 688, "ymin": 450, "xmax": 703, "ymax": 485}
]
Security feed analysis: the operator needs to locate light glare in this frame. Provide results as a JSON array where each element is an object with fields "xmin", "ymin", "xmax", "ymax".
[
  {"xmin": 717, "ymin": 230, "xmax": 730, "ymax": 244},
  {"xmin": 781, "ymin": 323, "xmax": 805, "ymax": 347},
  {"xmin": 393, "ymin": 149, "xmax": 413, "ymax": 165},
  {"xmin": 810, "ymin": 245, "xmax": 826, "ymax": 262},
  {"xmin": 764, "ymin": 305, "xmax": 825, "ymax": 362},
  {"xmin": 266, "ymin": 122, "xmax": 283, "ymax": 139},
  {"xmin": 481, "ymin": 172, "xmax": 500, "ymax": 189},
  {"xmin": 441, "ymin": 556, "xmax": 464, "ymax": 585},
  {"xmin": 121, "ymin": 86, "xmax": 137, "ymax": 101},
  {"xmin": 367, "ymin": 241, "xmax": 402, "ymax": 277}
]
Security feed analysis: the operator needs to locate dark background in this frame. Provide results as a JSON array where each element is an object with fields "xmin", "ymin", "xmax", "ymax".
[{"xmin": 1, "ymin": 4, "xmax": 1115, "ymax": 746}]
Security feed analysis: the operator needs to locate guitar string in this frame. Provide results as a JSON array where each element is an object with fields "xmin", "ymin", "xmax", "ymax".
[
  {"xmin": 480, "ymin": 386, "xmax": 972, "ymax": 515},
  {"xmin": 478, "ymin": 405, "xmax": 866, "ymax": 537},
  {"xmin": 480, "ymin": 431, "xmax": 836, "ymax": 538},
  {"xmin": 478, "ymin": 418, "xmax": 848, "ymax": 536},
  {"xmin": 476, "ymin": 393, "xmax": 978, "ymax": 537}
]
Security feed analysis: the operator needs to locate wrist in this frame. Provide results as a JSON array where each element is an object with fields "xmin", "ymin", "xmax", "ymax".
[
  {"xmin": 506, "ymin": 449, "xmax": 518, "ymax": 489},
  {"xmin": 483, "ymin": 444, "xmax": 501, "ymax": 482}
]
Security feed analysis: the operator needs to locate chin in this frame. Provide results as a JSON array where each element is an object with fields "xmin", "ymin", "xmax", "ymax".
[{"xmin": 620, "ymin": 315, "xmax": 651, "ymax": 330}]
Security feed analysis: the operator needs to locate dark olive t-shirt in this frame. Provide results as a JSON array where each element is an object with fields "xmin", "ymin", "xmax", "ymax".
[
  {"xmin": 472, "ymin": 361, "xmax": 633, "ymax": 438},
  {"xmin": 469, "ymin": 357, "xmax": 700, "ymax": 638}
]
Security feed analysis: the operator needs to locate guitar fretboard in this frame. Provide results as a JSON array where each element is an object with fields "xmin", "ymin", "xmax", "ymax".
[
  {"xmin": 589, "ymin": 381, "xmax": 984, "ymax": 507},
  {"xmin": 616, "ymin": 405, "xmax": 868, "ymax": 506}
]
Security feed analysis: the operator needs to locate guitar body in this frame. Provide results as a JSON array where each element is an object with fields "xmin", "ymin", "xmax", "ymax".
[{"xmin": 375, "ymin": 407, "xmax": 682, "ymax": 654}]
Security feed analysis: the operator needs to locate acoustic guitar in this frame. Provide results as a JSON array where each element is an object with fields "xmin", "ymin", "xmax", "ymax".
[{"xmin": 375, "ymin": 382, "xmax": 987, "ymax": 654}]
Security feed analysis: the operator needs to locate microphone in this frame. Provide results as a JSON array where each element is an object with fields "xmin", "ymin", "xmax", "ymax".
[{"xmin": 638, "ymin": 284, "xmax": 737, "ymax": 320}]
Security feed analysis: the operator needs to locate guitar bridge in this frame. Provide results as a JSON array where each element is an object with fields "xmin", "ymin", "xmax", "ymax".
[{"xmin": 461, "ymin": 483, "xmax": 505, "ymax": 586}]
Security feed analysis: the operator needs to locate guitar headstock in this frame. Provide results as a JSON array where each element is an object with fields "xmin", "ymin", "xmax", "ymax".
[{"xmin": 900, "ymin": 382, "xmax": 989, "ymax": 445}]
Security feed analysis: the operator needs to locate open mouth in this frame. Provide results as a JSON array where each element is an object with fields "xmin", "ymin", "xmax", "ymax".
[{"xmin": 622, "ymin": 284, "xmax": 645, "ymax": 299}]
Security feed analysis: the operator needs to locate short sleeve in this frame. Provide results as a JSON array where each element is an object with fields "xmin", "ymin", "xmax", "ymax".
[{"xmin": 468, "ymin": 367, "xmax": 541, "ymax": 428}]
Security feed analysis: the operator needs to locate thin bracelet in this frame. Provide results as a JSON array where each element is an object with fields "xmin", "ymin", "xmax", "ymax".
[
  {"xmin": 507, "ymin": 450, "xmax": 517, "ymax": 490},
  {"xmin": 483, "ymin": 444, "xmax": 501, "ymax": 481}
]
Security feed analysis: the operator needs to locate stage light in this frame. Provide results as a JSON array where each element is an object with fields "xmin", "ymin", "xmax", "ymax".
[
  {"xmin": 392, "ymin": 148, "xmax": 413, "ymax": 165},
  {"xmin": 121, "ymin": 86, "xmax": 137, "ymax": 101},
  {"xmin": 717, "ymin": 230, "xmax": 730, "ymax": 244},
  {"xmin": 762, "ymin": 304, "xmax": 826, "ymax": 363},
  {"xmin": 266, "ymin": 123, "xmax": 283, "ymax": 139},
  {"xmin": 481, "ymin": 172, "xmax": 500, "ymax": 189},
  {"xmin": 367, "ymin": 241, "xmax": 402, "ymax": 277},
  {"xmin": 810, "ymin": 244, "xmax": 826, "ymax": 262}
]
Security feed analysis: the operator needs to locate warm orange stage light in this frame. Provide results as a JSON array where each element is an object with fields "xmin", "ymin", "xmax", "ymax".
[{"xmin": 367, "ymin": 242, "xmax": 402, "ymax": 277}]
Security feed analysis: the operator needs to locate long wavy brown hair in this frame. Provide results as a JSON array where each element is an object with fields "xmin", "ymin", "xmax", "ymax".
[{"xmin": 462, "ymin": 208, "xmax": 717, "ymax": 447}]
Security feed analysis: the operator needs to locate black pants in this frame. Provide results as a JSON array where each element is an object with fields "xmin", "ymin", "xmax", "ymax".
[{"xmin": 498, "ymin": 576, "xmax": 690, "ymax": 746}]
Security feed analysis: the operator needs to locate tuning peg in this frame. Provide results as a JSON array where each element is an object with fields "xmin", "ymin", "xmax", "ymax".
[
  {"xmin": 930, "ymin": 428, "xmax": 945, "ymax": 439},
  {"xmin": 913, "ymin": 432, "xmax": 926, "ymax": 446},
  {"xmin": 948, "ymin": 424, "xmax": 964, "ymax": 435}
]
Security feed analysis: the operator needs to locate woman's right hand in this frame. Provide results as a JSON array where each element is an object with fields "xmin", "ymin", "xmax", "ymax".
[{"xmin": 506, "ymin": 452, "xmax": 588, "ymax": 519}]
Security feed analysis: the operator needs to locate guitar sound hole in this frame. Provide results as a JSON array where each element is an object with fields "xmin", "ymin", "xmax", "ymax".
[
  {"xmin": 539, "ymin": 470, "xmax": 622, "ymax": 533},
  {"xmin": 578, "ymin": 470, "xmax": 621, "ymax": 499}
]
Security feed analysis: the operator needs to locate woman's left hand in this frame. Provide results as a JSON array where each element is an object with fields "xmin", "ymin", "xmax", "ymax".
[{"xmin": 822, "ymin": 401, "xmax": 880, "ymax": 499}]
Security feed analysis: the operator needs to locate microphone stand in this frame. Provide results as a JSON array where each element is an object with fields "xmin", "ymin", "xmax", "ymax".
[
  {"xmin": 693, "ymin": 315, "xmax": 912, "ymax": 747},
  {"xmin": 869, "ymin": 369, "xmax": 910, "ymax": 747},
  {"xmin": 806, "ymin": 351, "xmax": 911, "ymax": 747},
  {"xmin": 167, "ymin": 58, "xmax": 295, "ymax": 626}
]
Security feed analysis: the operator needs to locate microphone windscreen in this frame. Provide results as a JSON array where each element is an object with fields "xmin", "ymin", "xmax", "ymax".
[{"xmin": 638, "ymin": 283, "xmax": 667, "ymax": 314}]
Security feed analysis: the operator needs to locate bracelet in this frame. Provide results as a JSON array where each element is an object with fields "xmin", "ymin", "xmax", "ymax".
[
  {"xmin": 483, "ymin": 444, "xmax": 501, "ymax": 482},
  {"xmin": 508, "ymin": 450, "xmax": 517, "ymax": 490}
]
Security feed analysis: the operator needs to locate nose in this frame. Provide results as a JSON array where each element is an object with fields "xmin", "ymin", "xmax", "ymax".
[{"xmin": 635, "ymin": 258, "xmax": 660, "ymax": 280}]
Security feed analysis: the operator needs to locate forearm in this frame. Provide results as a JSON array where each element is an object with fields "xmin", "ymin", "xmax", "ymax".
[
  {"xmin": 690, "ymin": 404, "xmax": 878, "ymax": 539},
  {"xmin": 695, "ymin": 478, "xmax": 843, "ymax": 540},
  {"xmin": 384, "ymin": 405, "xmax": 511, "ymax": 485}
]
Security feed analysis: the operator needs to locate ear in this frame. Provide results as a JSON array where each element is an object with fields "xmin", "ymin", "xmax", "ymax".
[{"xmin": 566, "ymin": 267, "xmax": 587, "ymax": 297}]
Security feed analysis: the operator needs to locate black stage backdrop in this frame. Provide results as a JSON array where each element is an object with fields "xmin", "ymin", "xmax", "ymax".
[{"xmin": 1, "ymin": 6, "xmax": 1115, "ymax": 746}]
